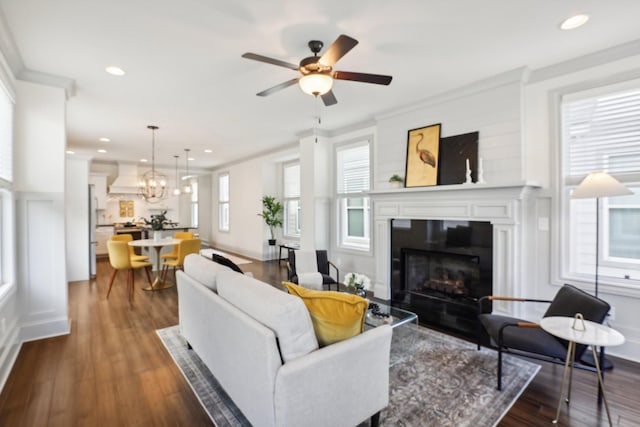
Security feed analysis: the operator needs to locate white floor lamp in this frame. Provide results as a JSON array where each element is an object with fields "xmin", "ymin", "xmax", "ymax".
[{"xmin": 571, "ymin": 172, "xmax": 633, "ymax": 298}]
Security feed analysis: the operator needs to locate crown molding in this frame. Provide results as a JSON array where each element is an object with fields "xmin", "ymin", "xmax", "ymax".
[
  {"xmin": 528, "ymin": 39, "xmax": 640, "ymax": 84},
  {"xmin": 0, "ymin": 9, "xmax": 75, "ymax": 99}
]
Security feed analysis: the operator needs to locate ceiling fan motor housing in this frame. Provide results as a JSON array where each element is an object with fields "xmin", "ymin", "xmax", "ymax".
[{"xmin": 299, "ymin": 56, "xmax": 331, "ymax": 75}]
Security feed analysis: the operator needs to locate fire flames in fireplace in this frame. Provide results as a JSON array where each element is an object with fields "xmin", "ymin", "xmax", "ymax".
[{"xmin": 422, "ymin": 268, "xmax": 468, "ymax": 296}]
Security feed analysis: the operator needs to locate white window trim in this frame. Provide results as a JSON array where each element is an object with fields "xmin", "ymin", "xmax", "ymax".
[
  {"xmin": 334, "ymin": 138, "xmax": 373, "ymax": 253},
  {"xmin": 551, "ymin": 78, "xmax": 640, "ymax": 298},
  {"xmin": 283, "ymin": 161, "xmax": 301, "ymax": 239},
  {"xmin": 0, "ymin": 81, "xmax": 15, "ymax": 299},
  {"xmin": 218, "ymin": 173, "xmax": 230, "ymax": 232}
]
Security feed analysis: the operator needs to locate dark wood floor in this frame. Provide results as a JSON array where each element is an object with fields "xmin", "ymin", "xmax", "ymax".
[{"xmin": 0, "ymin": 256, "xmax": 638, "ymax": 426}]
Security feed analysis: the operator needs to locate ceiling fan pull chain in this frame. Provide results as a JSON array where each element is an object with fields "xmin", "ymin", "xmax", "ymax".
[{"xmin": 314, "ymin": 96, "xmax": 322, "ymax": 143}]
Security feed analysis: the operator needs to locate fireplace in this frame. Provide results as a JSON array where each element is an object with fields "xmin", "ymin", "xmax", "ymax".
[{"xmin": 390, "ymin": 219, "xmax": 492, "ymax": 339}]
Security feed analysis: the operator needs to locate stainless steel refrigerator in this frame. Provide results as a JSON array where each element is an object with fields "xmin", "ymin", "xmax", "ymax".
[{"xmin": 89, "ymin": 184, "xmax": 97, "ymax": 278}]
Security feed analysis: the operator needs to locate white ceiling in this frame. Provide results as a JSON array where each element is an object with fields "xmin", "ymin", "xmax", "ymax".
[{"xmin": 1, "ymin": 0, "xmax": 640, "ymax": 171}]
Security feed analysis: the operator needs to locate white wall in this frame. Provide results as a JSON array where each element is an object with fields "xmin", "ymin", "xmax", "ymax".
[
  {"xmin": 211, "ymin": 157, "xmax": 270, "ymax": 260},
  {"xmin": 14, "ymin": 79, "xmax": 70, "ymax": 342}
]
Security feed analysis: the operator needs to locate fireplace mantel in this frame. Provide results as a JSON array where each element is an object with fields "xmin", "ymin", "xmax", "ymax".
[{"xmin": 371, "ymin": 182, "xmax": 541, "ymax": 318}]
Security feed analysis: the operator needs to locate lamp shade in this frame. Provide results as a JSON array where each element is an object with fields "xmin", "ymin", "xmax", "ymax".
[
  {"xmin": 299, "ymin": 73, "xmax": 333, "ymax": 96},
  {"xmin": 571, "ymin": 172, "xmax": 633, "ymax": 199}
]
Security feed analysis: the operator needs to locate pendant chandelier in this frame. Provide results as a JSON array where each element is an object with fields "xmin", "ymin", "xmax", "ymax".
[
  {"xmin": 139, "ymin": 125, "xmax": 167, "ymax": 203},
  {"xmin": 172, "ymin": 155, "xmax": 181, "ymax": 196},
  {"xmin": 183, "ymin": 148, "xmax": 192, "ymax": 194}
]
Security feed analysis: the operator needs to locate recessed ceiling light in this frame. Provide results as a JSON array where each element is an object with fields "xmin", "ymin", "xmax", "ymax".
[
  {"xmin": 140, "ymin": 159, "xmax": 148, "ymax": 163},
  {"xmin": 105, "ymin": 66, "xmax": 126, "ymax": 76},
  {"xmin": 560, "ymin": 14, "xmax": 589, "ymax": 30},
  {"xmin": 188, "ymin": 157, "xmax": 195, "ymax": 161},
  {"xmin": 99, "ymin": 137, "xmax": 111, "ymax": 142},
  {"xmin": 66, "ymin": 150, "xmax": 75, "ymax": 154},
  {"xmin": 97, "ymin": 149, "xmax": 107, "ymax": 153},
  {"xmin": 204, "ymin": 149, "xmax": 213, "ymax": 154}
]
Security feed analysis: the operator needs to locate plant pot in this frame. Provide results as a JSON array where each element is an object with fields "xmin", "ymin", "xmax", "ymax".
[
  {"xmin": 390, "ymin": 181, "xmax": 403, "ymax": 188},
  {"xmin": 268, "ymin": 239, "xmax": 276, "ymax": 246},
  {"xmin": 154, "ymin": 230, "xmax": 162, "ymax": 241}
]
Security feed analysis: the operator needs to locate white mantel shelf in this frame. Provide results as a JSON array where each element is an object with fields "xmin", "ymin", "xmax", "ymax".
[{"xmin": 370, "ymin": 181, "xmax": 541, "ymax": 196}]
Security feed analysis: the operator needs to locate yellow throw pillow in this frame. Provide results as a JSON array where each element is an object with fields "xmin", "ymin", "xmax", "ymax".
[{"xmin": 284, "ymin": 282, "xmax": 369, "ymax": 347}]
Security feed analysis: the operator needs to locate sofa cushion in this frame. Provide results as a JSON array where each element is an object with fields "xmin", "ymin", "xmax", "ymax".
[
  {"xmin": 284, "ymin": 282, "xmax": 369, "ymax": 347},
  {"xmin": 183, "ymin": 253, "xmax": 232, "ymax": 292},
  {"xmin": 217, "ymin": 271, "xmax": 319, "ymax": 363}
]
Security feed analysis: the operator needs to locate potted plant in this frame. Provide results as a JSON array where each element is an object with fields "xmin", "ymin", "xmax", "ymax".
[
  {"xmin": 258, "ymin": 196, "xmax": 283, "ymax": 245},
  {"xmin": 144, "ymin": 210, "xmax": 171, "ymax": 240},
  {"xmin": 389, "ymin": 174, "xmax": 404, "ymax": 188}
]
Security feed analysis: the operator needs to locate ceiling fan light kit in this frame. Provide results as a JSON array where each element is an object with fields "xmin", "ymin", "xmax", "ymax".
[
  {"xmin": 299, "ymin": 73, "xmax": 333, "ymax": 96},
  {"xmin": 242, "ymin": 34, "xmax": 392, "ymax": 106}
]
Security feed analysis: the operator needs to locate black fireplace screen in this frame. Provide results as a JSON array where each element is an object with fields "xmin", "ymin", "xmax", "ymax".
[
  {"xmin": 402, "ymin": 249, "xmax": 480, "ymax": 297},
  {"xmin": 390, "ymin": 219, "xmax": 493, "ymax": 337}
]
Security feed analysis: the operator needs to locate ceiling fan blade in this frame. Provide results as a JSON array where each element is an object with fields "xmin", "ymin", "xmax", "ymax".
[
  {"xmin": 256, "ymin": 78, "xmax": 299, "ymax": 97},
  {"xmin": 319, "ymin": 34, "xmax": 358, "ymax": 67},
  {"xmin": 241, "ymin": 53, "xmax": 299, "ymax": 71},
  {"xmin": 333, "ymin": 71, "xmax": 393, "ymax": 85},
  {"xmin": 321, "ymin": 90, "xmax": 338, "ymax": 106}
]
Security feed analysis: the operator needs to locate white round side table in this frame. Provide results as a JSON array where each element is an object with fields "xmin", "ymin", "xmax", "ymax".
[{"xmin": 540, "ymin": 316, "xmax": 625, "ymax": 426}]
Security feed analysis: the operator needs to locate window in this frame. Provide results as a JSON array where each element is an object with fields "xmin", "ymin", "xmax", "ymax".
[
  {"xmin": 561, "ymin": 81, "xmax": 640, "ymax": 285},
  {"xmin": 218, "ymin": 173, "xmax": 229, "ymax": 232},
  {"xmin": 0, "ymin": 83, "xmax": 14, "ymax": 294},
  {"xmin": 283, "ymin": 162, "xmax": 300, "ymax": 238},
  {"xmin": 336, "ymin": 141, "xmax": 370, "ymax": 251},
  {"xmin": 190, "ymin": 180, "xmax": 198, "ymax": 228}
]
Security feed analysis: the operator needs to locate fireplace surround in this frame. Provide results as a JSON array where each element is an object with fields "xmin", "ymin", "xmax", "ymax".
[
  {"xmin": 371, "ymin": 183, "xmax": 540, "ymax": 337},
  {"xmin": 390, "ymin": 219, "xmax": 493, "ymax": 338}
]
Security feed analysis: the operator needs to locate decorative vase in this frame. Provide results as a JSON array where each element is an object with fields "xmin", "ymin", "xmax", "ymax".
[
  {"xmin": 154, "ymin": 230, "xmax": 162, "ymax": 241},
  {"xmin": 355, "ymin": 287, "xmax": 367, "ymax": 298}
]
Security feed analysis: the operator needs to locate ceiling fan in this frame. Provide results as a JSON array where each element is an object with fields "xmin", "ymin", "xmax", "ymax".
[{"xmin": 242, "ymin": 34, "xmax": 392, "ymax": 106}]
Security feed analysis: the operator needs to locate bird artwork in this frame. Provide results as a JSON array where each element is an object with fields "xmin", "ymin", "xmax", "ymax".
[
  {"xmin": 405, "ymin": 123, "xmax": 441, "ymax": 188},
  {"xmin": 415, "ymin": 132, "xmax": 436, "ymax": 168}
]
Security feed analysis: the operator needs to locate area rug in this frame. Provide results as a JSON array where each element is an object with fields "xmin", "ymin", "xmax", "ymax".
[
  {"xmin": 200, "ymin": 248, "xmax": 253, "ymax": 266},
  {"xmin": 157, "ymin": 324, "xmax": 540, "ymax": 427}
]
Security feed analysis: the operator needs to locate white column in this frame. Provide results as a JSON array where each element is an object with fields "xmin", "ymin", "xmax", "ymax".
[
  {"xmin": 15, "ymin": 80, "xmax": 70, "ymax": 342},
  {"xmin": 299, "ymin": 133, "xmax": 331, "ymax": 251}
]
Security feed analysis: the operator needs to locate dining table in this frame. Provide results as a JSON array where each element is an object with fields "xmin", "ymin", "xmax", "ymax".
[{"xmin": 128, "ymin": 238, "xmax": 181, "ymax": 291}]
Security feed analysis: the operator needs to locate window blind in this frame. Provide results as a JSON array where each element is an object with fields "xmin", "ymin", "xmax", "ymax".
[
  {"xmin": 218, "ymin": 174, "xmax": 229, "ymax": 202},
  {"xmin": 283, "ymin": 163, "xmax": 300, "ymax": 198},
  {"xmin": 337, "ymin": 144, "xmax": 369, "ymax": 194},
  {"xmin": 0, "ymin": 89, "xmax": 12, "ymax": 183},
  {"xmin": 562, "ymin": 87, "xmax": 640, "ymax": 181}
]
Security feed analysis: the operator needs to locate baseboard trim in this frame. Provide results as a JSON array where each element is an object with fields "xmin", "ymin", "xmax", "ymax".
[
  {"xmin": 0, "ymin": 325, "xmax": 22, "ymax": 392},
  {"xmin": 20, "ymin": 317, "xmax": 71, "ymax": 343}
]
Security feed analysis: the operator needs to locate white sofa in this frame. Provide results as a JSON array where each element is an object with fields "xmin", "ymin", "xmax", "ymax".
[{"xmin": 177, "ymin": 254, "xmax": 392, "ymax": 427}]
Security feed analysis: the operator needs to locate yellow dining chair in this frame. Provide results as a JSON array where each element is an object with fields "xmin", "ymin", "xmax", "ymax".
[
  {"xmin": 110, "ymin": 233, "xmax": 149, "ymax": 262},
  {"xmin": 106, "ymin": 240, "xmax": 153, "ymax": 302},
  {"xmin": 160, "ymin": 231, "xmax": 196, "ymax": 261},
  {"xmin": 161, "ymin": 238, "xmax": 201, "ymax": 281}
]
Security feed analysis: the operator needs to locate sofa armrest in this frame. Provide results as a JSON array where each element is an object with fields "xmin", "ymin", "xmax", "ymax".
[{"xmin": 274, "ymin": 325, "xmax": 392, "ymax": 427}]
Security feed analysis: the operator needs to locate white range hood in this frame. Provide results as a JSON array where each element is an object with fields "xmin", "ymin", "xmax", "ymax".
[{"xmin": 109, "ymin": 163, "xmax": 140, "ymax": 195}]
